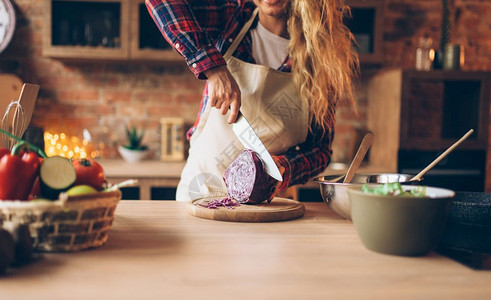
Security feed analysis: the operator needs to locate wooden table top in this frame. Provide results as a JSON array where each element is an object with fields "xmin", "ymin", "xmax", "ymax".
[{"xmin": 1, "ymin": 201, "xmax": 489, "ymax": 300}]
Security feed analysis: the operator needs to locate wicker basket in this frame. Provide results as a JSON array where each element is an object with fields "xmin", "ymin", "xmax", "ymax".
[{"xmin": 0, "ymin": 190, "xmax": 122, "ymax": 252}]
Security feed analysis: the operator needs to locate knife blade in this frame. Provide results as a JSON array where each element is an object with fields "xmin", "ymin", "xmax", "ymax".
[{"xmin": 232, "ymin": 114, "xmax": 283, "ymax": 182}]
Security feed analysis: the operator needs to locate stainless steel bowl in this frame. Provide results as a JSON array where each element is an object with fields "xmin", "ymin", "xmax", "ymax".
[{"xmin": 314, "ymin": 173, "xmax": 418, "ymax": 220}]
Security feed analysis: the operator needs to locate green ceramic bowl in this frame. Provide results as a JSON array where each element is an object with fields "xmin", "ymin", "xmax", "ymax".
[{"xmin": 348, "ymin": 185, "xmax": 455, "ymax": 256}]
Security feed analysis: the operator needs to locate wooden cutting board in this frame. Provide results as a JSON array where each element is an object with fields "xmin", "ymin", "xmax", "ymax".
[{"xmin": 187, "ymin": 197, "xmax": 305, "ymax": 222}]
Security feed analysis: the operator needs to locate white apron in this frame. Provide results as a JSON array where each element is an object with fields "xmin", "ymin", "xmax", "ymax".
[{"xmin": 176, "ymin": 8, "xmax": 309, "ymax": 201}]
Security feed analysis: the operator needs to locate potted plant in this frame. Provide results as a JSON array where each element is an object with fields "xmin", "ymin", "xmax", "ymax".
[{"xmin": 118, "ymin": 125, "xmax": 149, "ymax": 163}]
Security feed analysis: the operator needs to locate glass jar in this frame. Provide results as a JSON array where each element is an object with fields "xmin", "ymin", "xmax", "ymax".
[{"xmin": 415, "ymin": 37, "xmax": 434, "ymax": 71}]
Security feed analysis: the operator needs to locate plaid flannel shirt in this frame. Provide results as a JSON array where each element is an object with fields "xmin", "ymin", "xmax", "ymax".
[{"xmin": 146, "ymin": 0, "xmax": 333, "ymax": 190}]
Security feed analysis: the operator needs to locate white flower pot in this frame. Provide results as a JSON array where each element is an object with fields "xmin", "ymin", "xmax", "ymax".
[{"xmin": 118, "ymin": 146, "xmax": 149, "ymax": 163}]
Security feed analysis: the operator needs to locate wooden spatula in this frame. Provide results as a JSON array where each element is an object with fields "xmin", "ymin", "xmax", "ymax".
[
  {"xmin": 14, "ymin": 83, "xmax": 39, "ymax": 138},
  {"xmin": 343, "ymin": 132, "xmax": 375, "ymax": 183}
]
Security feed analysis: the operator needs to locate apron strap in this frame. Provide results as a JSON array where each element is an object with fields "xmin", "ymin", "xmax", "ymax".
[{"xmin": 223, "ymin": 8, "xmax": 259, "ymax": 60}]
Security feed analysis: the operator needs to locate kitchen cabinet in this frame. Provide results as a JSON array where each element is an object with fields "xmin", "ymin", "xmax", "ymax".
[
  {"xmin": 367, "ymin": 69, "xmax": 491, "ymax": 192},
  {"xmin": 399, "ymin": 70, "xmax": 490, "ymax": 151},
  {"xmin": 43, "ymin": 0, "xmax": 180, "ymax": 61},
  {"xmin": 346, "ymin": 0, "xmax": 384, "ymax": 64},
  {"xmin": 129, "ymin": 0, "xmax": 180, "ymax": 61},
  {"xmin": 43, "ymin": 0, "xmax": 129, "ymax": 60},
  {"xmin": 44, "ymin": 0, "xmax": 381, "ymax": 63}
]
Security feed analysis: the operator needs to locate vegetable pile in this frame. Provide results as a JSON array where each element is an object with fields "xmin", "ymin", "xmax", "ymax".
[
  {"xmin": 0, "ymin": 128, "xmax": 107, "ymax": 201},
  {"xmin": 39, "ymin": 156, "xmax": 105, "ymax": 200},
  {"xmin": 0, "ymin": 130, "xmax": 127, "ymax": 274},
  {"xmin": 362, "ymin": 182, "xmax": 427, "ymax": 197}
]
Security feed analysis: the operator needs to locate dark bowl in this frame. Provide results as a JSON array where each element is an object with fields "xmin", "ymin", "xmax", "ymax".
[{"xmin": 437, "ymin": 191, "xmax": 491, "ymax": 255}]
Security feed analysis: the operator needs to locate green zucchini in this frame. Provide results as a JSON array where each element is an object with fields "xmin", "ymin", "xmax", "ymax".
[{"xmin": 40, "ymin": 156, "xmax": 77, "ymax": 200}]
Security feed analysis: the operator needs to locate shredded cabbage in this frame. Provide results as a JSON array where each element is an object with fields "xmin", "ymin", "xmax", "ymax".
[{"xmin": 197, "ymin": 197, "xmax": 241, "ymax": 209}]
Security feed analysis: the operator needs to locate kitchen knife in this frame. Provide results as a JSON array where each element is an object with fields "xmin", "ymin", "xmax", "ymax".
[{"xmin": 232, "ymin": 114, "xmax": 283, "ymax": 182}]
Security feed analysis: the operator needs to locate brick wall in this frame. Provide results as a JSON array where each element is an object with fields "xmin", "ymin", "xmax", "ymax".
[
  {"xmin": 381, "ymin": 0, "xmax": 490, "ymax": 71},
  {"xmin": 0, "ymin": 0, "xmax": 489, "ymax": 177}
]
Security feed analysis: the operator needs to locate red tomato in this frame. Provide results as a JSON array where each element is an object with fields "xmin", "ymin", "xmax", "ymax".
[{"xmin": 72, "ymin": 159, "xmax": 105, "ymax": 190}]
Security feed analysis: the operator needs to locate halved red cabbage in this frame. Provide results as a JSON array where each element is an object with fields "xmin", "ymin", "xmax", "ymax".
[{"xmin": 224, "ymin": 149, "xmax": 276, "ymax": 204}]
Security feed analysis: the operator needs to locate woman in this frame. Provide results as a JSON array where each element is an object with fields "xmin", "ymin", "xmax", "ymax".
[{"xmin": 146, "ymin": 0, "xmax": 358, "ymax": 201}]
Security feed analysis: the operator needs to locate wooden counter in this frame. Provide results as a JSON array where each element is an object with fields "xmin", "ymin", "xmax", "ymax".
[{"xmin": 0, "ymin": 201, "xmax": 489, "ymax": 300}]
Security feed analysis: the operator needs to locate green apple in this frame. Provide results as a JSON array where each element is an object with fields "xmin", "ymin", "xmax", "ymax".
[{"xmin": 67, "ymin": 185, "xmax": 98, "ymax": 196}]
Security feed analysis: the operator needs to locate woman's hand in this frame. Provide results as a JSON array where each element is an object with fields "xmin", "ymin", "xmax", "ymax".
[
  {"xmin": 204, "ymin": 66, "xmax": 241, "ymax": 123},
  {"xmin": 266, "ymin": 156, "xmax": 286, "ymax": 202}
]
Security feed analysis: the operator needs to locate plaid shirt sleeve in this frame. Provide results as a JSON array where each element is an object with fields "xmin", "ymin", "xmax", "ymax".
[
  {"xmin": 273, "ymin": 124, "xmax": 333, "ymax": 190},
  {"xmin": 145, "ymin": 0, "xmax": 243, "ymax": 79}
]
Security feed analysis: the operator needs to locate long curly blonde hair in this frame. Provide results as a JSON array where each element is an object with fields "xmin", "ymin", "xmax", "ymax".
[{"xmin": 288, "ymin": 0, "xmax": 359, "ymax": 133}]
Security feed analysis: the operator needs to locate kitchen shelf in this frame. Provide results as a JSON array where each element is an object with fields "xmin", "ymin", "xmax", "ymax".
[
  {"xmin": 44, "ymin": 0, "xmax": 129, "ymax": 60},
  {"xmin": 45, "ymin": 0, "xmax": 382, "ymax": 63},
  {"xmin": 43, "ymin": 0, "xmax": 180, "ymax": 62},
  {"xmin": 399, "ymin": 70, "xmax": 490, "ymax": 151}
]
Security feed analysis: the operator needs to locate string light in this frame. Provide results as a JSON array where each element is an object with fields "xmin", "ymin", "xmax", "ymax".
[{"xmin": 44, "ymin": 131, "xmax": 99, "ymax": 159}]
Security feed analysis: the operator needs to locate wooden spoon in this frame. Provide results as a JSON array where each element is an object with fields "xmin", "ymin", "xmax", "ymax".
[
  {"xmin": 411, "ymin": 129, "xmax": 474, "ymax": 182},
  {"xmin": 343, "ymin": 132, "xmax": 375, "ymax": 183},
  {"xmin": 15, "ymin": 83, "xmax": 39, "ymax": 138}
]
